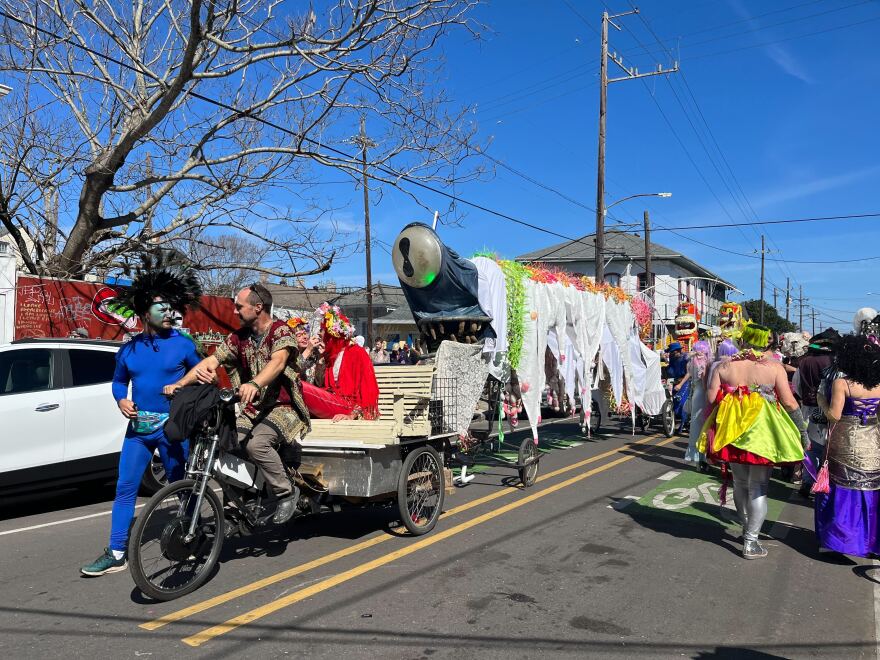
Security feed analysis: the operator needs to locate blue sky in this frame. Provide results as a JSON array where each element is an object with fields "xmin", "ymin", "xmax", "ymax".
[{"xmin": 306, "ymin": 0, "xmax": 880, "ymax": 333}]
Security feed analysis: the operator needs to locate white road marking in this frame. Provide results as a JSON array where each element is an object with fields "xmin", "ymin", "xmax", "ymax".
[
  {"xmin": 874, "ymin": 558, "xmax": 880, "ymax": 660},
  {"xmin": 0, "ymin": 506, "xmax": 136, "ymax": 536},
  {"xmin": 657, "ymin": 470, "xmax": 680, "ymax": 481},
  {"xmin": 0, "ymin": 488, "xmax": 223, "ymax": 537},
  {"xmin": 608, "ymin": 495, "xmax": 638, "ymax": 510}
]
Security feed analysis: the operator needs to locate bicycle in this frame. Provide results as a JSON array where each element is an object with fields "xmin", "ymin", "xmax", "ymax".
[{"xmin": 128, "ymin": 388, "xmax": 304, "ymax": 601}]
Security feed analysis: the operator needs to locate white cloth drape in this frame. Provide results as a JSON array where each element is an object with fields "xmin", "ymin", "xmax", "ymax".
[
  {"xmin": 628, "ymin": 334, "xmax": 666, "ymax": 415},
  {"xmin": 518, "ymin": 279, "xmax": 553, "ymax": 439},
  {"xmin": 471, "ymin": 257, "xmax": 508, "ymax": 358}
]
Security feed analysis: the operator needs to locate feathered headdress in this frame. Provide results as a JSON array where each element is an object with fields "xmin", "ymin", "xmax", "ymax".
[
  {"xmin": 113, "ymin": 252, "xmax": 202, "ymax": 317},
  {"xmin": 740, "ymin": 321, "xmax": 771, "ymax": 350}
]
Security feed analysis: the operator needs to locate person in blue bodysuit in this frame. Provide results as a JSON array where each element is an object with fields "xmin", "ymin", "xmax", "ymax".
[
  {"xmin": 81, "ymin": 259, "xmax": 202, "ymax": 577},
  {"xmin": 667, "ymin": 342, "xmax": 691, "ymax": 434}
]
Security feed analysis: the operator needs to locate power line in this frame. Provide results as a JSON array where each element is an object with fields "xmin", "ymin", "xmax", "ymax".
[
  {"xmin": 612, "ymin": 211, "xmax": 880, "ymax": 232},
  {"xmin": 689, "ymin": 13, "xmax": 880, "ymax": 62},
  {"xmin": 5, "ymin": 8, "xmax": 604, "ymax": 244},
  {"xmin": 630, "ymin": 8, "xmax": 802, "ymax": 292},
  {"xmin": 623, "ymin": 0, "xmax": 869, "ymax": 59},
  {"xmin": 235, "ymin": 12, "xmax": 600, "ymax": 215}
]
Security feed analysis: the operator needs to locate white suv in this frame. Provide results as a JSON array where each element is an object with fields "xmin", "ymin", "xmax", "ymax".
[{"xmin": 0, "ymin": 338, "xmax": 165, "ymax": 495}]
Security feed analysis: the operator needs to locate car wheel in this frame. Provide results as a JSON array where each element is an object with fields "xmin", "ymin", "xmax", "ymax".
[{"xmin": 140, "ymin": 449, "xmax": 167, "ymax": 495}]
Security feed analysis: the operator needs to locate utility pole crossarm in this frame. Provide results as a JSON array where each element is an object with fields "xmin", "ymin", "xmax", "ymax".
[
  {"xmin": 594, "ymin": 7, "xmax": 677, "ymax": 284},
  {"xmin": 608, "ymin": 52, "xmax": 679, "ymax": 84}
]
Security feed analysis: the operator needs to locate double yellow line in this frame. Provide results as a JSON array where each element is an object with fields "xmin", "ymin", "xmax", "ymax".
[{"xmin": 141, "ymin": 432, "xmax": 672, "ymax": 646}]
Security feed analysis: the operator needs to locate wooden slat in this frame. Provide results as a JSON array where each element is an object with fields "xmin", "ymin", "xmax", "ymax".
[{"xmin": 307, "ymin": 418, "xmax": 400, "ymax": 444}]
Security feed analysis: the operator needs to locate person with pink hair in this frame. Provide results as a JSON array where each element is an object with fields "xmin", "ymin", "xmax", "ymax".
[{"xmin": 684, "ymin": 340, "xmax": 713, "ymax": 470}]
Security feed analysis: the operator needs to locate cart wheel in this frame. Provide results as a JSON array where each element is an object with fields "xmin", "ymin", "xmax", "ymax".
[
  {"xmin": 661, "ymin": 399, "xmax": 676, "ymax": 438},
  {"xmin": 517, "ymin": 438, "xmax": 540, "ymax": 488},
  {"xmin": 397, "ymin": 446, "xmax": 445, "ymax": 536}
]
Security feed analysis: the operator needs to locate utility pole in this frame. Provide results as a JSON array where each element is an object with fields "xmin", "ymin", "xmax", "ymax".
[
  {"xmin": 785, "ymin": 277, "xmax": 791, "ymax": 323},
  {"xmin": 643, "ymin": 210, "xmax": 653, "ymax": 297},
  {"xmin": 356, "ymin": 117, "xmax": 377, "ymax": 345},
  {"xmin": 594, "ymin": 8, "xmax": 677, "ymax": 283},
  {"xmin": 799, "ymin": 284, "xmax": 805, "ymax": 331},
  {"xmin": 643, "ymin": 209, "xmax": 654, "ymax": 339},
  {"xmin": 773, "ymin": 286, "xmax": 778, "ymax": 312},
  {"xmin": 759, "ymin": 235, "xmax": 766, "ymax": 325},
  {"xmin": 809, "ymin": 307, "xmax": 819, "ymax": 336}
]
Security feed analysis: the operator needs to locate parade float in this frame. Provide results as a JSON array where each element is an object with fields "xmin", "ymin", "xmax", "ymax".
[{"xmin": 392, "ymin": 222, "xmax": 669, "ymax": 447}]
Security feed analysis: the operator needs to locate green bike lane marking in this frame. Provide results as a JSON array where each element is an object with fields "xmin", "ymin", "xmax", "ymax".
[
  {"xmin": 622, "ymin": 469, "xmax": 793, "ymax": 529},
  {"xmin": 452, "ymin": 431, "xmax": 587, "ymax": 477}
]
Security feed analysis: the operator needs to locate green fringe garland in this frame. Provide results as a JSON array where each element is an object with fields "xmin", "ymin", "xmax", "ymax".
[{"xmin": 499, "ymin": 260, "xmax": 529, "ymax": 371}]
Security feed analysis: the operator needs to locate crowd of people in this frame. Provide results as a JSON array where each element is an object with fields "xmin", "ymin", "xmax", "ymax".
[
  {"xmin": 368, "ymin": 338, "xmax": 425, "ymax": 365},
  {"xmin": 671, "ymin": 311, "xmax": 880, "ymax": 561}
]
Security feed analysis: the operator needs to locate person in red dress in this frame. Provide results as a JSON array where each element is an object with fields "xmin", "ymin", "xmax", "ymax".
[{"xmin": 300, "ymin": 303, "xmax": 380, "ymax": 421}]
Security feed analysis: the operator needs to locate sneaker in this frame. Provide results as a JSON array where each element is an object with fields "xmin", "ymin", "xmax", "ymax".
[
  {"xmin": 743, "ymin": 539, "xmax": 768, "ymax": 560},
  {"xmin": 81, "ymin": 548, "xmax": 127, "ymax": 576}
]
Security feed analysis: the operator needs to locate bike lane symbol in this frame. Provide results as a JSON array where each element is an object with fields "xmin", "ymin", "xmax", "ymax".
[{"xmin": 652, "ymin": 482, "xmax": 736, "ymax": 511}]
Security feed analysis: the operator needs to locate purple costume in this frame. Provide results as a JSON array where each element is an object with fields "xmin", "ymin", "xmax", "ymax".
[{"xmin": 814, "ymin": 395, "xmax": 880, "ymax": 557}]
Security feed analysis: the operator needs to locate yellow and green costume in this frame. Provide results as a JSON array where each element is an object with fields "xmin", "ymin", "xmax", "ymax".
[{"xmin": 698, "ymin": 384, "xmax": 804, "ymax": 465}]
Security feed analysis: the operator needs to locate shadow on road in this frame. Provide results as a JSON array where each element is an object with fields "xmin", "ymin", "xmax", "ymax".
[{"xmin": 0, "ymin": 481, "xmax": 116, "ymax": 522}]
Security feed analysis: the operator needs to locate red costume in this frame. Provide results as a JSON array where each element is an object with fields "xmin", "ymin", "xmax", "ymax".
[{"xmin": 301, "ymin": 335, "xmax": 380, "ymax": 420}]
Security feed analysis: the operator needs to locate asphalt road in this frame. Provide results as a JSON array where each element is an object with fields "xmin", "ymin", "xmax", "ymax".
[{"xmin": 1, "ymin": 420, "xmax": 878, "ymax": 659}]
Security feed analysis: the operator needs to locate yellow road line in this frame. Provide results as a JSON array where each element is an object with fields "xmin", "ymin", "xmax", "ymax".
[
  {"xmin": 182, "ymin": 436, "xmax": 676, "ymax": 647},
  {"xmin": 141, "ymin": 432, "xmax": 663, "ymax": 631}
]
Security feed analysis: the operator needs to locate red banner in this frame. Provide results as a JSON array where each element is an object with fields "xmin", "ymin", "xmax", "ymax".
[{"xmin": 14, "ymin": 276, "xmax": 239, "ymax": 343}]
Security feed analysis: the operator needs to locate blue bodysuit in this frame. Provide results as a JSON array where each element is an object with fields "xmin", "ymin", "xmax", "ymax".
[{"xmin": 108, "ymin": 330, "xmax": 201, "ymax": 552}]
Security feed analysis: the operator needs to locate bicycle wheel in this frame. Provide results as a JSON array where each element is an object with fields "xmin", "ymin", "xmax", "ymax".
[
  {"xmin": 129, "ymin": 479, "xmax": 225, "ymax": 601},
  {"xmin": 661, "ymin": 400, "xmax": 676, "ymax": 438},
  {"xmin": 397, "ymin": 446, "xmax": 445, "ymax": 536},
  {"xmin": 517, "ymin": 437, "xmax": 540, "ymax": 488}
]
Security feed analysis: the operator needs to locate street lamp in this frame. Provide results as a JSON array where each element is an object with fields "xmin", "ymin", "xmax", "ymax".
[
  {"xmin": 595, "ymin": 191, "xmax": 671, "ymax": 287},
  {"xmin": 603, "ymin": 191, "xmax": 672, "ymax": 215}
]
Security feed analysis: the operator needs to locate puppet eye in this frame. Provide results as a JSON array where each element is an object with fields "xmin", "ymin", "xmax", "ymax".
[{"xmin": 393, "ymin": 223, "xmax": 442, "ymax": 289}]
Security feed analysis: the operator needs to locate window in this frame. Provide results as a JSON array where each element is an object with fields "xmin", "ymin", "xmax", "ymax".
[
  {"xmin": 0, "ymin": 348, "xmax": 53, "ymax": 394},
  {"xmin": 637, "ymin": 273, "xmax": 652, "ymax": 292},
  {"xmin": 604, "ymin": 272, "xmax": 620, "ymax": 287},
  {"xmin": 68, "ymin": 349, "xmax": 117, "ymax": 387}
]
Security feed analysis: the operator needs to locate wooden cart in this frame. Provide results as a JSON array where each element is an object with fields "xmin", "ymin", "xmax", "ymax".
[{"xmin": 298, "ymin": 365, "xmax": 455, "ymax": 535}]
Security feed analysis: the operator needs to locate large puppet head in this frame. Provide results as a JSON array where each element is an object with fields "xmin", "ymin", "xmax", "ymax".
[
  {"xmin": 392, "ymin": 222, "xmax": 491, "ymax": 350},
  {"xmin": 780, "ymin": 331, "xmax": 810, "ymax": 359},
  {"xmin": 673, "ymin": 301, "xmax": 700, "ymax": 350},
  {"xmin": 718, "ymin": 302, "xmax": 745, "ymax": 340},
  {"xmin": 114, "ymin": 252, "xmax": 202, "ymax": 332},
  {"xmin": 854, "ymin": 308, "xmax": 880, "ymax": 341}
]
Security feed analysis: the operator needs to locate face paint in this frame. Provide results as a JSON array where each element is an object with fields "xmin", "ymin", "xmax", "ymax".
[{"xmin": 147, "ymin": 302, "xmax": 172, "ymax": 328}]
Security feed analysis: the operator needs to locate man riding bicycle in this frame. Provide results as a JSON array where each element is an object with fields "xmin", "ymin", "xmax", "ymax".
[{"xmin": 166, "ymin": 283, "xmax": 310, "ymax": 524}]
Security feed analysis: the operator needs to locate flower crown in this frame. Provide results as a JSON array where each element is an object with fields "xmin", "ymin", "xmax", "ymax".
[
  {"xmin": 316, "ymin": 302, "xmax": 355, "ymax": 339},
  {"xmin": 286, "ymin": 315, "xmax": 310, "ymax": 333}
]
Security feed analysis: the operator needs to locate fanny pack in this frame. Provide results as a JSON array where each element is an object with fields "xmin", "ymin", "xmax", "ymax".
[{"xmin": 130, "ymin": 411, "xmax": 170, "ymax": 434}]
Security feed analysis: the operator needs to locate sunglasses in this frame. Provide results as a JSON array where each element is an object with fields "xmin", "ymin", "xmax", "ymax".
[{"xmin": 249, "ymin": 284, "xmax": 269, "ymax": 308}]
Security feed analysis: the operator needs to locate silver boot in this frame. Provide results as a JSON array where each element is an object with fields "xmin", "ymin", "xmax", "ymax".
[{"xmin": 743, "ymin": 539, "xmax": 768, "ymax": 560}]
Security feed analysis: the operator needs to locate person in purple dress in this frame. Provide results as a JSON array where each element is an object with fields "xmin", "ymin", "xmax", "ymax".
[{"xmin": 815, "ymin": 334, "xmax": 880, "ymax": 557}]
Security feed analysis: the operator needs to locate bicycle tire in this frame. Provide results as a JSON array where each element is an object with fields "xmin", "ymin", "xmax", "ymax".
[{"xmin": 129, "ymin": 479, "xmax": 225, "ymax": 601}]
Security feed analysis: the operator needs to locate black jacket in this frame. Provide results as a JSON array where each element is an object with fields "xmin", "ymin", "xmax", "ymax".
[{"xmin": 165, "ymin": 384, "xmax": 238, "ymax": 451}]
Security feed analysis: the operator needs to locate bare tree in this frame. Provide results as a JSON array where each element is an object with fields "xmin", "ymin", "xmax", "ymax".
[
  {"xmin": 187, "ymin": 233, "xmax": 269, "ymax": 296},
  {"xmin": 0, "ymin": 0, "xmax": 484, "ymax": 279}
]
